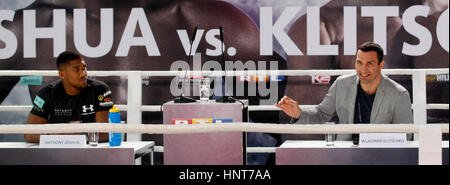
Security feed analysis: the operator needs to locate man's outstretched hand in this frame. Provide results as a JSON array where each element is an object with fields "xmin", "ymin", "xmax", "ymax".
[{"xmin": 275, "ymin": 96, "xmax": 302, "ymax": 119}]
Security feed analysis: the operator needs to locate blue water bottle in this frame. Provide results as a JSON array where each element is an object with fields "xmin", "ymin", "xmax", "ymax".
[{"xmin": 109, "ymin": 105, "xmax": 121, "ymax": 146}]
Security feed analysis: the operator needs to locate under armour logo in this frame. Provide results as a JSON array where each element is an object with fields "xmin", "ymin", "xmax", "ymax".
[{"xmin": 82, "ymin": 105, "xmax": 94, "ymax": 113}]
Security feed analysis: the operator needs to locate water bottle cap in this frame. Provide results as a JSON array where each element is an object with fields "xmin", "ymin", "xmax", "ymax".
[{"xmin": 109, "ymin": 105, "xmax": 120, "ymax": 112}]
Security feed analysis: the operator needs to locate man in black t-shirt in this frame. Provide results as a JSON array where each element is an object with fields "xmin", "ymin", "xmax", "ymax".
[{"xmin": 25, "ymin": 51, "xmax": 114, "ymax": 143}]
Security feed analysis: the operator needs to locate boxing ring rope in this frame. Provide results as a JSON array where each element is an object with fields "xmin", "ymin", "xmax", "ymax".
[
  {"xmin": 1, "ymin": 68, "xmax": 448, "ymax": 76},
  {"xmin": 0, "ymin": 104, "xmax": 448, "ymax": 112},
  {"xmin": 0, "ymin": 122, "xmax": 448, "ymax": 134}
]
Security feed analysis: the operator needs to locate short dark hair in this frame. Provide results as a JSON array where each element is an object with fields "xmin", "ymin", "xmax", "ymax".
[
  {"xmin": 56, "ymin": 51, "xmax": 82, "ymax": 70},
  {"xmin": 357, "ymin": 42, "xmax": 384, "ymax": 63}
]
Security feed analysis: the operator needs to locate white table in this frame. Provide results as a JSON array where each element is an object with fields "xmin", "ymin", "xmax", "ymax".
[
  {"xmin": 276, "ymin": 140, "xmax": 449, "ymax": 165},
  {"xmin": 0, "ymin": 141, "xmax": 154, "ymax": 165}
]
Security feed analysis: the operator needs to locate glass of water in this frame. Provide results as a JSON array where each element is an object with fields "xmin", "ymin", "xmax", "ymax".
[
  {"xmin": 199, "ymin": 77, "xmax": 210, "ymax": 103},
  {"xmin": 325, "ymin": 133, "xmax": 335, "ymax": 146},
  {"xmin": 324, "ymin": 122, "xmax": 335, "ymax": 146},
  {"xmin": 88, "ymin": 132, "xmax": 99, "ymax": 146}
]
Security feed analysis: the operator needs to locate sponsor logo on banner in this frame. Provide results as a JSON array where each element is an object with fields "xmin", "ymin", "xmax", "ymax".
[
  {"xmin": 269, "ymin": 75, "xmax": 285, "ymax": 82},
  {"xmin": 427, "ymin": 74, "xmax": 449, "ymax": 82},
  {"xmin": 188, "ymin": 76, "xmax": 204, "ymax": 79},
  {"xmin": 213, "ymin": 118, "xmax": 233, "ymax": 123},
  {"xmin": 172, "ymin": 119, "xmax": 192, "ymax": 125},
  {"xmin": 253, "ymin": 75, "xmax": 269, "ymax": 82},
  {"xmin": 238, "ymin": 75, "xmax": 252, "ymax": 82},
  {"xmin": 437, "ymin": 74, "xmax": 449, "ymax": 82},
  {"xmin": 172, "ymin": 118, "xmax": 233, "ymax": 124},
  {"xmin": 178, "ymin": 76, "xmax": 204, "ymax": 84},
  {"xmin": 238, "ymin": 75, "xmax": 285, "ymax": 82},
  {"xmin": 311, "ymin": 75, "xmax": 331, "ymax": 84},
  {"xmin": 192, "ymin": 118, "xmax": 213, "ymax": 124}
]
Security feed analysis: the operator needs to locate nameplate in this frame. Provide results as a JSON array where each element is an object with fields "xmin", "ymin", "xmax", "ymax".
[
  {"xmin": 359, "ymin": 133, "xmax": 407, "ymax": 147},
  {"xmin": 39, "ymin": 135, "xmax": 87, "ymax": 148}
]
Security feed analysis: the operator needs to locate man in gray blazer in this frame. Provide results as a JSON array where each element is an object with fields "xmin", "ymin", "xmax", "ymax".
[{"xmin": 276, "ymin": 42, "xmax": 413, "ymax": 140}]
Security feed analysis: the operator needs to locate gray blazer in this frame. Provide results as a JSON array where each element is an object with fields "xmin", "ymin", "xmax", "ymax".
[{"xmin": 295, "ymin": 74, "xmax": 413, "ymax": 140}]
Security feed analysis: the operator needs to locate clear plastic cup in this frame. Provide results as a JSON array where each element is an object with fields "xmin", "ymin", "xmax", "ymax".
[{"xmin": 88, "ymin": 132, "xmax": 98, "ymax": 146}]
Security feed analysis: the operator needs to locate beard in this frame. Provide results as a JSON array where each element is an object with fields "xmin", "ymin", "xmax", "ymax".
[{"xmin": 74, "ymin": 79, "xmax": 87, "ymax": 90}]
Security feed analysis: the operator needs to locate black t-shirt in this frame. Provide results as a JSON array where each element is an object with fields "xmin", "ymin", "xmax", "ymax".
[
  {"xmin": 352, "ymin": 83, "xmax": 376, "ymax": 143},
  {"xmin": 354, "ymin": 84, "xmax": 376, "ymax": 124},
  {"xmin": 30, "ymin": 79, "xmax": 114, "ymax": 123}
]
